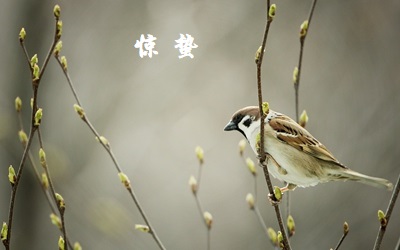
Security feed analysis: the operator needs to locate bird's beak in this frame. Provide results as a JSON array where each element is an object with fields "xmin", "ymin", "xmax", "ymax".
[{"xmin": 224, "ymin": 121, "xmax": 237, "ymax": 131}]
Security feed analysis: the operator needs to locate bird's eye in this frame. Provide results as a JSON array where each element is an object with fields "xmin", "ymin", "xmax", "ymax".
[{"xmin": 243, "ymin": 117, "xmax": 252, "ymax": 127}]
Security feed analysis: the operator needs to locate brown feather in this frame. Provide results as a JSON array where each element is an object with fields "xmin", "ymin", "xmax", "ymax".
[{"xmin": 269, "ymin": 113, "xmax": 347, "ymax": 169}]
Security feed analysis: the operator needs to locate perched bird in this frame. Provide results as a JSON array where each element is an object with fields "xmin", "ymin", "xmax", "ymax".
[{"xmin": 224, "ymin": 106, "xmax": 393, "ymax": 192}]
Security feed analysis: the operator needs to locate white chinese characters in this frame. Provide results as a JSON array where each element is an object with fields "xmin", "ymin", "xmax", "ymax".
[
  {"xmin": 174, "ymin": 34, "xmax": 198, "ymax": 59},
  {"xmin": 134, "ymin": 34, "xmax": 158, "ymax": 58},
  {"xmin": 134, "ymin": 34, "xmax": 198, "ymax": 59}
]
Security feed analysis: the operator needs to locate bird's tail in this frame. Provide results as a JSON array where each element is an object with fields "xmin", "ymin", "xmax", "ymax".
[{"xmin": 334, "ymin": 169, "xmax": 393, "ymax": 191}]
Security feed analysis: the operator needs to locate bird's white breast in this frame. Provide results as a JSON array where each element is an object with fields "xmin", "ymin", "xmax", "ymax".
[{"xmin": 246, "ymin": 116, "xmax": 321, "ymax": 187}]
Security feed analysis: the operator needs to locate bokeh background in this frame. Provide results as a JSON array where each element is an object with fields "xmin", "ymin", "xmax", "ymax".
[{"xmin": 1, "ymin": 0, "xmax": 399, "ymax": 249}]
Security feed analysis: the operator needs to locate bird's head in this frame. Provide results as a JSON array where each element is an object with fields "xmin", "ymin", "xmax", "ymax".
[{"xmin": 224, "ymin": 106, "xmax": 261, "ymax": 141}]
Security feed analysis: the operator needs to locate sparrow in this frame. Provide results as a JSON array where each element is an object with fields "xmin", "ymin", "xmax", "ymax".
[{"xmin": 224, "ymin": 106, "xmax": 393, "ymax": 192}]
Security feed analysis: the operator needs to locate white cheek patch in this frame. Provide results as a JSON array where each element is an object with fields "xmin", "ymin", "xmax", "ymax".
[
  {"xmin": 238, "ymin": 115, "xmax": 260, "ymax": 147},
  {"xmin": 237, "ymin": 115, "xmax": 251, "ymax": 132}
]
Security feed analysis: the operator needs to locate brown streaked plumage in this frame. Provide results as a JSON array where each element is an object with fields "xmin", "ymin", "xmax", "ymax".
[{"xmin": 224, "ymin": 106, "xmax": 393, "ymax": 191}]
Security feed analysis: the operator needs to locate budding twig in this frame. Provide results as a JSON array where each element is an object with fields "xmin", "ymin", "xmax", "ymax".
[
  {"xmin": 255, "ymin": 1, "xmax": 291, "ymax": 249},
  {"xmin": 333, "ymin": 222, "xmax": 349, "ymax": 250},
  {"xmin": 293, "ymin": 0, "xmax": 318, "ymax": 122},
  {"xmin": 54, "ymin": 39, "xmax": 165, "ymax": 250},
  {"xmin": 240, "ymin": 149, "xmax": 270, "ymax": 239},
  {"xmin": 373, "ymin": 174, "xmax": 400, "ymax": 250},
  {"xmin": 288, "ymin": 0, "xmax": 318, "ymax": 222},
  {"xmin": 190, "ymin": 146, "xmax": 212, "ymax": 250}
]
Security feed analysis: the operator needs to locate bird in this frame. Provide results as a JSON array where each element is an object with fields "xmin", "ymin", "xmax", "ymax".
[{"xmin": 224, "ymin": 106, "xmax": 393, "ymax": 192}]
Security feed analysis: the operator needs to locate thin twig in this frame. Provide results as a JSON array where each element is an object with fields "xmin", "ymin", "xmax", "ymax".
[
  {"xmin": 37, "ymin": 129, "xmax": 68, "ymax": 250},
  {"xmin": 333, "ymin": 233, "xmax": 348, "ymax": 250},
  {"xmin": 256, "ymin": 0, "xmax": 272, "ymax": 195},
  {"xmin": 194, "ymin": 194, "xmax": 211, "ymax": 250},
  {"xmin": 373, "ymin": 174, "xmax": 400, "ymax": 250},
  {"xmin": 197, "ymin": 163, "xmax": 203, "ymax": 191},
  {"xmin": 4, "ymin": 20, "xmax": 61, "ymax": 246},
  {"xmin": 192, "ymin": 158, "xmax": 211, "ymax": 250},
  {"xmin": 39, "ymin": 18, "xmax": 60, "ymax": 79},
  {"xmin": 5, "ymin": 128, "xmax": 35, "ymax": 250},
  {"xmin": 285, "ymin": 188, "xmax": 290, "ymax": 224},
  {"xmin": 5, "ymin": 9, "xmax": 72, "ymax": 249},
  {"xmin": 240, "ymin": 155, "xmax": 268, "ymax": 236},
  {"xmin": 294, "ymin": 0, "xmax": 318, "ymax": 121},
  {"xmin": 16, "ymin": 113, "xmax": 58, "ymax": 215},
  {"xmin": 254, "ymin": 207, "xmax": 268, "ymax": 233},
  {"xmin": 395, "ymin": 236, "xmax": 400, "ymax": 250},
  {"xmin": 333, "ymin": 222, "xmax": 349, "ymax": 250},
  {"xmin": 16, "ymin": 111, "xmax": 74, "ymax": 249},
  {"xmin": 287, "ymin": 0, "xmax": 318, "ymax": 224},
  {"xmin": 54, "ymin": 56, "xmax": 165, "ymax": 250},
  {"xmin": 255, "ymin": 1, "xmax": 291, "ymax": 249}
]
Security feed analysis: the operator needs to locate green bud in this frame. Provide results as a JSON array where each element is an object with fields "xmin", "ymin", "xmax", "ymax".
[
  {"xmin": 118, "ymin": 172, "xmax": 131, "ymax": 189},
  {"xmin": 195, "ymin": 146, "xmax": 204, "ymax": 164},
  {"xmin": 19, "ymin": 28, "xmax": 26, "ymax": 42},
  {"xmin": 96, "ymin": 136, "xmax": 110, "ymax": 148},
  {"xmin": 30, "ymin": 98, "xmax": 34, "ymax": 110},
  {"xmin": 300, "ymin": 20, "xmax": 309, "ymax": 38},
  {"xmin": 73, "ymin": 104, "xmax": 85, "ymax": 119},
  {"xmin": 73, "ymin": 242, "xmax": 82, "ymax": 250},
  {"xmin": 1, "ymin": 222, "xmax": 7, "ymax": 241},
  {"xmin": 18, "ymin": 130, "xmax": 28, "ymax": 145},
  {"xmin": 203, "ymin": 211, "xmax": 213, "ymax": 229},
  {"xmin": 273, "ymin": 186, "xmax": 282, "ymax": 202},
  {"xmin": 50, "ymin": 213, "xmax": 62, "ymax": 229},
  {"xmin": 277, "ymin": 231, "xmax": 283, "ymax": 248},
  {"xmin": 15, "ymin": 97, "xmax": 22, "ymax": 112},
  {"xmin": 8, "ymin": 165, "xmax": 16, "ymax": 186},
  {"xmin": 58, "ymin": 236, "xmax": 65, "ymax": 250},
  {"xmin": 34, "ymin": 108, "xmax": 43, "ymax": 126},
  {"xmin": 33, "ymin": 64, "xmax": 40, "ymax": 81},
  {"xmin": 299, "ymin": 110, "xmax": 308, "ymax": 128},
  {"xmin": 39, "ymin": 148, "xmax": 46, "ymax": 167},
  {"xmin": 56, "ymin": 21, "xmax": 63, "ymax": 39},
  {"xmin": 54, "ymin": 41, "xmax": 62, "ymax": 56},
  {"xmin": 246, "ymin": 158, "xmax": 256, "ymax": 175},
  {"xmin": 246, "ymin": 193, "xmax": 255, "ymax": 209},
  {"xmin": 42, "ymin": 173, "xmax": 49, "ymax": 189},
  {"xmin": 269, "ymin": 4, "xmax": 276, "ymax": 19},
  {"xmin": 262, "ymin": 102, "xmax": 269, "ymax": 115},
  {"xmin": 60, "ymin": 56, "xmax": 68, "ymax": 70},
  {"xmin": 255, "ymin": 46, "xmax": 262, "ymax": 63},
  {"xmin": 377, "ymin": 210, "xmax": 387, "ymax": 227},
  {"xmin": 30, "ymin": 54, "xmax": 38, "ymax": 68},
  {"xmin": 55, "ymin": 193, "xmax": 65, "ymax": 210},
  {"xmin": 293, "ymin": 66, "xmax": 299, "ymax": 84},
  {"xmin": 135, "ymin": 224, "xmax": 150, "ymax": 233},
  {"xmin": 343, "ymin": 221, "xmax": 349, "ymax": 235},
  {"xmin": 53, "ymin": 5, "xmax": 61, "ymax": 18},
  {"xmin": 267, "ymin": 227, "xmax": 277, "ymax": 246},
  {"xmin": 287, "ymin": 215, "xmax": 295, "ymax": 237},
  {"xmin": 188, "ymin": 175, "xmax": 197, "ymax": 194}
]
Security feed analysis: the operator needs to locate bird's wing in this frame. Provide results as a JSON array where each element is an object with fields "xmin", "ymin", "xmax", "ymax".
[{"xmin": 268, "ymin": 114, "xmax": 346, "ymax": 168}]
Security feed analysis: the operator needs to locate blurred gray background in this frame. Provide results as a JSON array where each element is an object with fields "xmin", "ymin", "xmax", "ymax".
[{"xmin": 1, "ymin": 0, "xmax": 399, "ymax": 249}]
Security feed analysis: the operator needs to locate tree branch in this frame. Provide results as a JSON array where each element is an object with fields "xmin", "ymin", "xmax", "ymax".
[
  {"xmin": 255, "ymin": 2, "xmax": 291, "ymax": 249},
  {"xmin": 373, "ymin": 174, "xmax": 400, "ymax": 250},
  {"xmin": 54, "ymin": 55, "xmax": 165, "ymax": 250}
]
